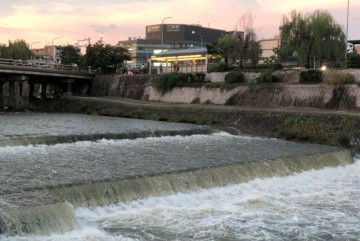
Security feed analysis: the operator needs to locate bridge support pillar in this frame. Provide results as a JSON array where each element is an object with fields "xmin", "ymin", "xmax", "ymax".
[
  {"xmin": 29, "ymin": 81, "xmax": 35, "ymax": 101},
  {"xmin": 0, "ymin": 79, "xmax": 3, "ymax": 109},
  {"xmin": 8, "ymin": 80, "xmax": 15, "ymax": 109},
  {"xmin": 8, "ymin": 75, "xmax": 30, "ymax": 109},
  {"xmin": 62, "ymin": 78, "xmax": 74, "ymax": 96},
  {"xmin": 41, "ymin": 83, "xmax": 47, "ymax": 100}
]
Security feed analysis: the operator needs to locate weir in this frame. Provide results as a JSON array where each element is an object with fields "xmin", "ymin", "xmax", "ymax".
[
  {"xmin": 0, "ymin": 148, "xmax": 353, "ymax": 236},
  {"xmin": 49, "ymin": 149, "xmax": 352, "ymax": 208},
  {"xmin": 0, "ymin": 113, "xmax": 355, "ymax": 237}
]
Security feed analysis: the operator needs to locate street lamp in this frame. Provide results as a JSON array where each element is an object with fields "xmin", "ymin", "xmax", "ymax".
[
  {"xmin": 51, "ymin": 36, "xmax": 62, "ymax": 46},
  {"xmin": 30, "ymin": 41, "xmax": 41, "ymax": 49},
  {"xmin": 192, "ymin": 30, "xmax": 204, "ymax": 48},
  {"xmin": 345, "ymin": 0, "xmax": 350, "ymax": 64},
  {"xmin": 161, "ymin": 16, "xmax": 172, "ymax": 51}
]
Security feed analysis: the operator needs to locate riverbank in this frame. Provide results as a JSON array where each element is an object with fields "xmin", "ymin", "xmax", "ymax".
[{"xmin": 31, "ymin": 96, "xmax": 360, "ymax": 151}]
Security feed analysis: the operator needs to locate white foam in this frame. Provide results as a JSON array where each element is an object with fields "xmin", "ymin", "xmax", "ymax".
[{"xmin": 2, "ymin": 161, "xmax": 359, "ymax": 240}]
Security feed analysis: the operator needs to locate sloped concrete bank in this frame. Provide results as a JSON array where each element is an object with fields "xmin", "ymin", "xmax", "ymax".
[{"xmin": 90, "ymin": 73, "xmax": 360, "ymax": 110}]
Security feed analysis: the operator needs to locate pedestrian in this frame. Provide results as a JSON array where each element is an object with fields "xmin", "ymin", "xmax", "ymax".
[
  {"xmin": 141, "ymin": 63, "xmax": 146, "ymax": 74},
  {"xmin": 160, "ymin": 64, "xmax": 163, "ymax": 73}
]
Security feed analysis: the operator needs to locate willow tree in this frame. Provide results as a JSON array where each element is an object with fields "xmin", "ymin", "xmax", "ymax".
[{"xmin": 280, "ymin": 10, "xmax": 346, "ymax": 68}]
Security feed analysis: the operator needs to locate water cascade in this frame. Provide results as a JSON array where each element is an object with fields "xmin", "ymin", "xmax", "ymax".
[
  {"xmin": 0, "ymin": 113, "xmax": 355, "ymax": 238},
  {"xmin": 49, "ymin": 150, "xmax": 352, "ymax": 207},
  {"xmin": 0, "ymin": 191, "xmax": 76, "ymax": 236}
]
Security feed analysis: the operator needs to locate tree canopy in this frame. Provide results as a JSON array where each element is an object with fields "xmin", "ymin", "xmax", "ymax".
[
  {"xmin": 84, "ymin": 42, "xmax": 130, "ymax": 73},
  {"xmin": 0, "ymin": 40, "xmax": 33, "ymax": 60},
  {"xmin": 210, "ymin": 13, "xmax": 261, "ymax": 69},
  {"xmin": 59, "ymin": 45, "xmax": 81, "ymax": 65},
  {"xmin": 279, "ymin": 9, "xmax": 346, "ymax": 68}
]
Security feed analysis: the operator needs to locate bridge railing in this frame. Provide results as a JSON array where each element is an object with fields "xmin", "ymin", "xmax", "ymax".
[{"xmin": 0, "ymin": 58, "xmax": 91, "ymax": 73}]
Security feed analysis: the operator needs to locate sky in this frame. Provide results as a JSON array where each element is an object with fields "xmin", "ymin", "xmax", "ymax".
[{"xmin": 0, "ymin": 0, "xmax": 359, "ymax": 48}]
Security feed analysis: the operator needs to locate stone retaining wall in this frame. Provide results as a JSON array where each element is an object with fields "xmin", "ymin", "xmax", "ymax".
[{"xmin": 90, "ymin": 69, "xmax": 360, "ymax": 110}]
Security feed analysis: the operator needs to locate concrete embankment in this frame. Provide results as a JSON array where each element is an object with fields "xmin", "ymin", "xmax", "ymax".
[
  {"xmin": 66, "ymin": 70, "xmax": 360, "ymax": 149},
  {"xmin": 89, "ymin": 70, "xmax": 360, "ymax": 110}
]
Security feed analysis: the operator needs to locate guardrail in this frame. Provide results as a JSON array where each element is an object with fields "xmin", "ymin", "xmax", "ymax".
[{"xmin": 0, "ymin": 58, "xmax": 91, "ymax": 73}]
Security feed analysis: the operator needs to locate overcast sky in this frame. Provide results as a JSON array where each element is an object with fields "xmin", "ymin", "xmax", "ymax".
[{"xmin": 0, "ymin": 0, "xmax": 359, "ymax": 47}]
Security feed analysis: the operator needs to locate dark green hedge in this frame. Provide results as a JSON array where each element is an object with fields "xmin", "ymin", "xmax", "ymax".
[
  {"xmin": 224, "ymin": 71, "xmax": 245, "ymax": 84},
  {"xmin": 347, "ymin": 54, "xmax": 360, "ymax": 68},
  {"xmin": 299, "ymin": 69, "xmax": 323, "ymax": 83},
  {"xmin": 153, "ymin": 72, "xmax": 206, "ymax": 94},
  {"xmin": 256, "ymin": 70, "xmax": 280, "ymax": 83}
]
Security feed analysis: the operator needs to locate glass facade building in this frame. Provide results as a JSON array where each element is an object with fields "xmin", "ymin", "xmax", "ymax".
[{"xmin": 117, "ymin": 24, "xmax": 226, "ymax": 70}]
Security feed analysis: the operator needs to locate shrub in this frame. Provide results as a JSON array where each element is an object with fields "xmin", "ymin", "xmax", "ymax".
[
  {"xmin": 194, "ymin": 72, "xmax": 206, "ymax": 82},
  {"xmin": 347, "ymin": 53, "xmax": 360, "ymax": 68},
  {"xmin": 272, "ymin": 63, "xmax": 283, "ymax": 70},
  {"xmin": 323, "ymin": 71, "xmax": 355, "ymax": 85},
  {"xmin": 299, "ymin": 69, "xmax": 323, "ymax": 83},
  {"xmin": 153, "ymin": 72, "xmax": 206, "ymax": 94},
  {"xmin": 207, "ymin": 63, "xmax": 228, "ymax": 73},
  {"xmin": 256, "ymin": 70, "xmax": 280, "ymax": 84},
  {"xmin": 224, "ymin": 71, "xmax": 245, "ymax": 84},
  {"xmin": 337, "ymin": 133, "xmax": 351, "ymax": 147}
]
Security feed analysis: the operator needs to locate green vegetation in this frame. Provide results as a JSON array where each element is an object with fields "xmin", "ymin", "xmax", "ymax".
[
  {"xmin": 224, "ymin": 71, "xmax": 245, "ymax": 84},
  {"xmin": 153, "ymin": 72, "xmax": 206, "ymax": 94},
  {"xmin": 84, "ymin": 41, "xmax": 130, "ymax": 74},
  {"xmin": 279, "ymin": 10, "xmax": 346, "ymax": 68},
  {"xmin": 256, "ymin": 70, "xmax": 280, "ymax": 83},
  {"xmin": 323, "ymin": 70, "xmax": 355, "ymax": 85},
  {"xmin": 0, "ymin": 40, "xmax": 33, "ymax": 60},
  {"xmin": 299, "ymin": 69, "xmax": 323, "ymax": 83},
  {"xmin": 208, "ymin": 13, "xmax": 261, "ymax": 69},
  {"xmin": 275, "ymin": 116, "xmax": 356, "ymax": 147},
  {"xmin": 59, "ymin": 45, "xmax": 81, "ymax": 66},
  {"xmin": 347, "ymin": 53, "xmax": 360, "ymax": 68}
]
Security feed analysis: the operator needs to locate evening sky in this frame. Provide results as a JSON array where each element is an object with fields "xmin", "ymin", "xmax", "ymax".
[{"xmin": 0, "ymin": 0, "xmax": 359, "ymax": 47}]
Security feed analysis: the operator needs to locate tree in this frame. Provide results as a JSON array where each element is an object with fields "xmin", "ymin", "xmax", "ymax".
[
  {"xmin": 235, "ymin": 13, "xmax": 262, "ymax": 68},
  {"xmin": 212, "ymin": 34, "xmax": 241, "ymax": 66},
  {"xmin": 84, "ymin": 42, "xmax": 130, "ymax": 73},
  {"xmin": 59, "ymin": 45, "xmax": 81, "ymax": 65},
  {"xmin": 280, "ymin": 10, "xmax": 346, "ymax": 68},
  {"xmin": 0, "ymin": 39, "xmax": 33, "ymax": 59},
  {"xmin": 211, "ymin": 13, "xmax": 261, "ymax": 69}
]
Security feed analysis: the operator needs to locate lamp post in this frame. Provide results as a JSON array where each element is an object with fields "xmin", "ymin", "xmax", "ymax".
[
  {"xmin": 345, "ymin": 0, "xmax": 350, "ymax": 64},
  {"xmin": 161, "ymin": 16, "xmax": 172, "ymax": 52},
  {"xmin": 192, "ymin": 30, "xmax": 204, "ymax": 48},
  {"xmin": 51, "ymin": 36, "xmax": 62, "ymax": 46},
  {"xmin": 31, "ymin": 41, "xmax": 41, "ymax": 49},
  {"xmin": 51, "ymin": 36, "xmax": 62, "ymax": 62}
]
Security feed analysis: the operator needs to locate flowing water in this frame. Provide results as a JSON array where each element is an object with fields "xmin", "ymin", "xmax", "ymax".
[
  {"xmin": 1, "ymin": 158, "xmax": 359, "ymax": 241},
  {"xmin": 0, "ymin": 113, "xmax": 358, "ymax": 240}
]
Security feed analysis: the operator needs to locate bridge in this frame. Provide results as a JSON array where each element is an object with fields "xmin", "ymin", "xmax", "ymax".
[{"xmin": 0, "ymin": 58, "xmax": 94, "ymax": 109}]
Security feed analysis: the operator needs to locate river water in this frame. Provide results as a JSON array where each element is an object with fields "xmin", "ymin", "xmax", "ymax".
[{"xmin": 0, "ymin": 113, "xmax": 358, "ymax": 240}]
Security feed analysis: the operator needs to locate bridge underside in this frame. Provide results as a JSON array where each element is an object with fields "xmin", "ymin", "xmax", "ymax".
[{"xmin": 0, "ymin": 74, "xmax": 90, "ymax": 109}]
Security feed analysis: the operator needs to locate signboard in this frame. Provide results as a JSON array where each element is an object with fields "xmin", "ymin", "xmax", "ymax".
[
  {"xmin": 147, "ymin": 25, "xmax": 160, "ymax": 33},
  {"xmin": 166, "ymin": 24, "xmax": 180, "ymax": 32}
]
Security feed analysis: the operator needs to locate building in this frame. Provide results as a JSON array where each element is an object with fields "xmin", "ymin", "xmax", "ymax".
[
  {"xmin": 259, "ymin": 35, "xmax": 281, "ymax": 61},
  {"xmin": 118, "ymin": 24, "xmax": 226, "ymax": 70},
  {"xmin": 348, "ymin": 40, "xmax": 360, "ymax": 54},
  {"xmin": 31, "ymin": 45, "xmax": 81, "ymax": 64}
]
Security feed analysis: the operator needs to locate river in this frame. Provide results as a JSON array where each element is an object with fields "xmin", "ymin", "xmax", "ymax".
[{"xmin": 0, "ymin": 113, "xmax": 358, "ymax": 240}]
